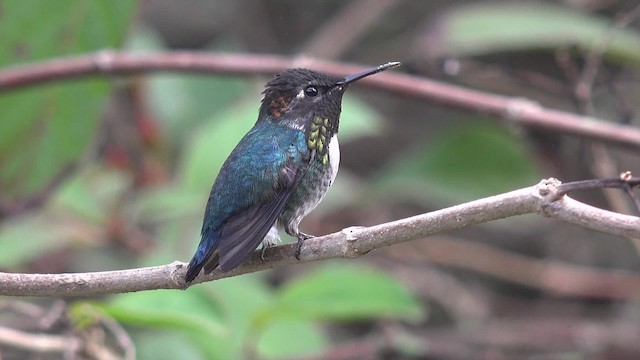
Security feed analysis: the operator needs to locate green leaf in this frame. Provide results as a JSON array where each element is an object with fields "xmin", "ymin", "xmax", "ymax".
[
  {"xmin": 52, "ymin": 166, "xmax": 132, "ymax": 223},
  {"xmin": 98, "ymin": 289, "xmax": 226, "ymax": 338},
  {"xmin": 0, "ymin": 214, "xmax": 75, "ymax": 268},
  {"xmin": 125, "ymin": 25, "xmax": 166, "ymax": 54},
  {"xmin": 133, "ymin": 186, "xmax": 203, "ymax": 224},
  {"xmin": 148, "ymin": 74, "xmax": 248, "ymax": 137},
  {"xmin": 431, "ymin": 3, "xmax": 640, "ymax": 66},
  {"xmin": 191, "ymin": 274, "xmax": 275, "ymax": 359},
  {"xmin": 0, "ymin": 0, "xmax": 136, "ymax": 199},
  {"xmin": 135, "ymin": 331, "xmax": 206, "ymax": 360},
  {"xmin": 375, "ymin": 123, "xmax": 539, "ymax": 204},
  {"xmin": 0, "ymin": 166, "xmax": 133, "ymax": 269},
  {"xmin": 143, "ymin": 28, "xmax": 249, "ymax": 140},
  {"xmin": 179, "ymin": 98, "xmax": 258, "ymax": 192},
  {"xmin": 339, "ymin": 97, "xmax": 384, "ymax": 141},
  {"xmin": 257, "ymin": 320, "xmax": 326, "ymax": 359},
  {"xmin": 263, "ymin": 263, "xmax": 424, "ymax": 323},
  {"xmin": 72, "ymin": 302, "xmax": 210, "ymax": 360}
]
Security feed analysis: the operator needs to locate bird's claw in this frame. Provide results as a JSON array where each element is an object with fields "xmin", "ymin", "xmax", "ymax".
[{"xmin": 295, "ymin": 232, "xmax": 314, "ymax": 260}]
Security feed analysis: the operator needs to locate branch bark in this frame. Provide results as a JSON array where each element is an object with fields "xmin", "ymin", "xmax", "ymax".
[
  {"xmin": 1, "ymin": 51, "xmax": 640, "ymax": 149},
  {"xmin": 0, "ymin": 178, "xmax": 638, "ymax": 297}
]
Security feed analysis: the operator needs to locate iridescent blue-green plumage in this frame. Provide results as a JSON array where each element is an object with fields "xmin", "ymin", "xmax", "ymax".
[
  {"xmin": 186, "ymin": 62, "xmax": 400, "ymax": 283},
  {"xmin": 187, "ymin": 121, "xmax": 308, "ymax": 278}
]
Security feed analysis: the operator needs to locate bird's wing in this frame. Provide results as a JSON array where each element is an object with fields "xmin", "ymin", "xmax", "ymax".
[
  {"xmin": 215, "ymin": 161, "xmax": 299, "ymax": 271},
  {"xmin": 191, "ymin": 124, "xmax": 309, "ymax": 273}
]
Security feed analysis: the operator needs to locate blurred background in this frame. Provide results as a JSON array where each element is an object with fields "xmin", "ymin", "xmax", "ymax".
[{"xmin": 1, "ymin": 0, "xmax": 640, "ymax": 359}]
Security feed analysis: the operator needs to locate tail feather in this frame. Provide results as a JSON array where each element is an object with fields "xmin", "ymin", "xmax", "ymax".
[
  {"xmin": 185, "ymin": 256, "xmax": 204, "ymax": 284},
  {"xmin": 185, "ymin": 230, "xmax": 219, "ymax": 283}
]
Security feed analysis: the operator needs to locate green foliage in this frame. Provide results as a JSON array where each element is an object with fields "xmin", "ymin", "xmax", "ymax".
[
  {"xmin": 126, "ymin": 24, "xmax": 250, "ymax": 140},
  {"xmin": 375, "ymin": 122, "xmax": 539, "ymax": 205},
  {"xmin": 263, "ymin": 263, "xmax": 425, "ymax": 323},
  {"xmin": 0, "ymin": 1, "xmax": 136, "ymax": 199},
  {"xmin": 133, "ymin": 187, "xmax": 203, "ymax": 224},
  {"xmin": 0, "ymin": 214, "xmax": 74, "ymax": 268},
  {"xmin": 256, "ymin": 320, "xmax": 327, "ymax": 359},
  {"xmin": 0, "ymin": 166, "xmax": 131, "ymax": 268},
  {"xmin": 87, "ymin": 265, "xmax": 423, "ymax": 359},
  {"xmin": 53, "ymin": 167, "xmax": 133, "ymax": 223},
  {"xmin": 339, "ymin": 97, "xmax": 385, "ymax": 141},
  {"xmin": 148, "ymin": 74, "xmax": 249, "ymax": 138},
  {"xmin": 179, "ymin": 98, "xmax": 257, "ymax": 192},
  {"xmin": 99, "ymin": 290, "xmax": 226, "ymax": 337},
  {"xmin": 135, "ymin": 332, "xmax": 206, "ymax": 360},
  {"xmin": 436, "ymin": 3, "xmax": 640, "ymax": 66}
]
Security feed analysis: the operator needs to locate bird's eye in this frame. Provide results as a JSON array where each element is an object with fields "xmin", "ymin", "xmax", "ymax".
[{"xmin": 304, "ymin": 86, "xmax": 318, "ymax": 97}]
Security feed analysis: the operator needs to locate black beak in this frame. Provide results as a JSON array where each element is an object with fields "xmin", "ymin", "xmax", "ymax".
[{"xmin": 337, "ymin": 61, "xmax": 401, "ymax": 86}]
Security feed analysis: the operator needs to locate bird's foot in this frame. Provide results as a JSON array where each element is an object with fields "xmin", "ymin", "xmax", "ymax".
[
  {"xmin": 260, "ymin": 244, "xmax": 271, "ymax": 261},
  {"xmin": 295, "ymin": 232, "xmax": 314, "ymax": 260}
]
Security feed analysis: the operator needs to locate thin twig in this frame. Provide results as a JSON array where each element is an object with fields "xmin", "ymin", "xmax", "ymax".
[
  {"xmin": 1, "ymin": 52, "xmax": 640, "ymax": 149},
  {"xmin": 0, "ymin": 178, "xmax": 638, "ymax": 297},
  {"xmin": 568, "ymin": 5, "xmax": 640, "ymax": 245},
  {"xmin": 589, "ymin": 144, "xmax": 633, "ymax": 215},
  {"xmin": 100, "ymin": 316, "xmax": 136, "ymax": 360},
  {"xmin": 0, "ymin": 326, "xmax": 80, "ymax": 354},
  {"xmin": 0, "ymin": 163, "xmax": 77, "ymax": 217},
  {"xmin": 555, "ymin": 176, "xmax": 640, "ymax": 196},
  {"xmin": 624, "ymin": 184, "xmax": 640, "ymax": 213},
  {"xmin": 574, "ymin": 3, "xmax": 640, "ymax": 111}
]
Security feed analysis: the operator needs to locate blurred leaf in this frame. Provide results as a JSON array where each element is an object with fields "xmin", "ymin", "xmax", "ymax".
[
  {"xmin": 125, "ymin": 25, "xmax": 166, "ymax": 54},
  {"xmin": 135, "ymin": 331, "xmax": 206, "ymax": 360},
  {"xmin": 133, "ymin": 186, "xmax": 202, "ymax": 223},
  {"xmin": 257, "ymin": 320, "xmax": 326, "ymax": 359},
  {"xmin": 144, "ymin": 35, "xmax": 249, "ymax": 140},
  {"xmin": 339, "ymin": 97, "xmax": 384, "ymax": 141},
  {"xmin": 0, "ymin": 166, "xmax": 132, "ymax": 269},
  {"xmin": 133, "ymin": 189, "xmax": 203, "ymax": 268},
  {"xmin": 71, "ymin": 302, "xmax": 208, "ymax": 360},
  {"xmin": 375, "ymin": 123, "xmax": 538, "ymax": 205},
  {"xmin": 148, "ymin": 74, "xmax": 248, "ymax": 137},
  {"xmin": 179, "ymin": 98, "xmax": 257, "ymax": 192},
  {"xmin": 52, "ymin": 166, "xmax": 132, "ymax": 223},
  {"xmin": 0, "ymin": 214, "xmax": 81, "ymax": 268},
  {"xmin": 262, "ymin": 263, "xmax": 424, "ymax": 323},
  {"xmin": 128, "ymin": 19, "xmax": 249, "ymax": 138},
  {"xmin": 191, "ymin": 274, "xmax": 275, "ymax": 359},
  {"xmin": 98, "ymin": 289, "xmax": 226, "ymax": 338},
  {"xmin": 429, "ymin": 2, "xmax": 640, "ymax": 66},
  {"xmin": 0, "ymin": 1, "xmax": 136, "ymax": 199}
]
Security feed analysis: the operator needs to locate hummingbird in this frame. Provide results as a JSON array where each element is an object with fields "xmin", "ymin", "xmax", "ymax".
[{"xmin": 185, "ymin": 61, "xmax": 401, "ymax": 283}]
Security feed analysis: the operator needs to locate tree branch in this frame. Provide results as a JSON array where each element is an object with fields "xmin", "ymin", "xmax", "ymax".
[
  {"xmin": 1, "ymin": 51, "xmax": 640, "ymax": 149},
  {"xmin": 0, "ymin": 178, "xmax": 638, "ymax": 297}
]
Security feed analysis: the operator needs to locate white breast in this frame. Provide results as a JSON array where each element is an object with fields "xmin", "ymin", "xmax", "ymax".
[{"xmin": 328, "ymin": 135, "xmax": 340, "ymax": 184}]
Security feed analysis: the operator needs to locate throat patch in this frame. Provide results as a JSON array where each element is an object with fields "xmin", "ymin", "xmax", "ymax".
[
  {"xmin": 269, "ymin": 96, "xmax": 290, "ymax": 119},
  {"xmin": 307, "ymin": 116, "xmax": 334, "ymax": 165}
]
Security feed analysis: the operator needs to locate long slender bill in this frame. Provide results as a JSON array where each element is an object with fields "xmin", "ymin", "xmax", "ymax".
[{"xmin": 339, "ymin": 61, "xmax": 401, "ymax": 85}]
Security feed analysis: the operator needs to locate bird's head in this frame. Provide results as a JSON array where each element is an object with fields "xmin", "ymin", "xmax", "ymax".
[{"xmin": 258, "ymin": 62, "xmax": 401, "ymax": 133}]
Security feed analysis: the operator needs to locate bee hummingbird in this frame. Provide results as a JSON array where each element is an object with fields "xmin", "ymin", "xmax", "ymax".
[{"xmin": 185, "ymin": 61, "xmax": 401, "ymax": 283}]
